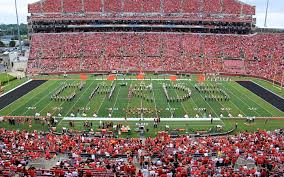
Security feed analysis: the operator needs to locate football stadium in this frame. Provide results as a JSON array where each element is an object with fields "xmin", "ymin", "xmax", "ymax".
[{"xmin": 0, "ymin": 0, "xmax": 283, "ymax": 176}]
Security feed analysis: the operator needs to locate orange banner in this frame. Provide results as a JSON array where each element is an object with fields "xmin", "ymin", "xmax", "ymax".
[
  {"xmin": 197, "ymin": 74, "xmax": 206, "ymax": 83},
  {"xmin": 80, "ymin": 73, "xmax": 88, "ymax": 80},
  {"xmin": 170, "ymin": 75, "xmax": 177, "ymax": 81},
  {"xmin": 136, "ymin": 73, "xmax": 144, "ymax": 80},
  {"xmin": 107, "ymin": 74, "xmax": 116, "ymax": 81}
]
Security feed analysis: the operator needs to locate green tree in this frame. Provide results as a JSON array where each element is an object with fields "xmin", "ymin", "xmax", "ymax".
[
  {"xmin": 12, "ymin": 36, "xmax": 18, "ymax": 40},
  {"xmin": 9, "ymin": 40, "xmax": 16, "ymax": 47},
  {"xmin": 0, "ymin": 24, "xmax": 28, "ymax": 36},
  {"xmin": 0, "ymin": 41, "xmax": 5, "ymax": 47}
]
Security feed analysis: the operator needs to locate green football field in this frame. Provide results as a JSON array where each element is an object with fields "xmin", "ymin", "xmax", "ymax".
[
  {"xmin": 0, "ymin": 74, "xmax": 283, "ymax": 136},
  {"xmin": 0, "ymin": 73, "xmax": 28, "ymax": 94},
  {"xmin": 0, "ymin": 118, "xmax": 283, "ymax": 138}
]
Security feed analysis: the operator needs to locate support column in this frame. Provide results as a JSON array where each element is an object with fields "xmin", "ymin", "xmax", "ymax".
[
  {"xmin": 61, "ymin": 0, "xmax": 64, "ymax": 13},
  {"xmin": 101, "ymin": 0, "xmax": 105, "ymax": 14},
  {"xmin": 82, "ymin": 0, "xmax": 85, "ymax": 12},
  {"xmin": 160, "ymin": 0, "xmax": 164, "ymax": 15},
  {"xmin": 121, "ymin": 0, "xmax": 124, "ymax": 14}
]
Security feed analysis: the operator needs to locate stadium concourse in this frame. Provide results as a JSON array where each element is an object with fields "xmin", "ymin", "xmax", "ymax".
[{"xmin": 0, "ymin": 0, "xmax": 284, "ymax": 176}]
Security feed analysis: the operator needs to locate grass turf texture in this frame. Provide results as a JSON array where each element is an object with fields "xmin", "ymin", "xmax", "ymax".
[
  {"xmin": 0, "ymin": 118, "xmax": 283, "ymax": 138},
  {"xmin": 1, "ymin": 78, "xmax": 29, "ymax": 93},
  {"xmin": 0, "ymin": 73, "xmax": 29, "ymax": 94},
  {"xmin": 1, "ymin": 77, "xmax": 283, "ymax": 118},
  {"xmin": 250, "ymin": 78, "xmax": 284, "ymax": 98},
  {"xmin": 0, "ymin": 73, "xmax": 15, "ymax": 84},
  {"xmin": 232, "ymin": 76, "xmax": 284, "ymax": 98},
  {"xmin": 0, "ymin": 74, "xmax": 283, "ymax": 137}
]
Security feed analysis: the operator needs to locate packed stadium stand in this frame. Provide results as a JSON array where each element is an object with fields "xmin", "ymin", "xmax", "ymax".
[
  {"xmin": 27, "ymin": 0, "xmax": 283, "ymax": 84},
  {"xmin": 0, "ymin": 128, "xmax": 284, "ymax": 176}
]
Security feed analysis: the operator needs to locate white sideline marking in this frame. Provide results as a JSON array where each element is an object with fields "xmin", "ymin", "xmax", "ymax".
[
  {"xmin": 251, "ymin": 81, "xmax": 284, "ymax": 99},
  {"xmin": 62, "ymin": 117, "xmax": 221, "ymax": 121},
  {"xmin": 95, "ymin": 79, "xmax": 191, "ymax": 81},
  {"xmin": 0, "ymin": 79, "xmax": 32, "ymax": 98}
]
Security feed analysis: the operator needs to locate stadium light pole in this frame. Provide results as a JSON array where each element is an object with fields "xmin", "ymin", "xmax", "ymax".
[
  {"xmin": 264, "ymin": 0, "xmax": 270, "ymax": 27},
  {"xmin": 14, "ymin": 0, "xmax": 23, "ymax": 53}
]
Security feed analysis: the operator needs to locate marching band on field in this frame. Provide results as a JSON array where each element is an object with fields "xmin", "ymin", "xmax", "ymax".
[
  {"xmin": 195, "ymin": 83, "xmax": 230, "ymax": 101},
  {"xmin": 51, "ymin": 82, "xmax": 85, "ymax": 101}
]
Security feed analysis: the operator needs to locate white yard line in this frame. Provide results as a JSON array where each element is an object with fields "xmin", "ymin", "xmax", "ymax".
[
  {"xmin": 125, "ymin": 80, "xmax": 133, "ymax": 118},
  {"xmin": 0, "ymin": 79, "xmax": 32, "ymax": 98},
  {"xmin": 260, "ymin": 79, "xmax": 283, "ymax": 91},
  {"xmin": 208, "ymin": 82, "xmax": 246, "ymax": 117},
  {"xmin": 140, "ymin": 94, "xmax": 143, "ymax": 118},
  {"xmin": 22, "ymin": 81, "xmax": 59, "ymax": 116},
  {"xmin": 187, "ymin": 81, "xmax": 219, "ymax": 117},
  {"xmin": 95, "ymin": 81, "xmax": 114, "ymax": 116},
  {"xmin": 251, "ymin": 81, "xmax": 284, "ymax": 99},
  {"xmin": 164, "ymin": 83, "xmax": 174, "ymax": 117},
  {"xmin": 94, "ymin": 78, "xmax": 191, "ymax": 81},
  {"xmin": 219, "ymin": 118, "xmax": 226, "ymax": 126},
  {"xmin": 6, "ymin": 81, "xmax": 49, "ymax": 115},
  {"xmin": 64, "ymin": 81, "xmax": 95, "ymax": 116},
  {"xmin": 150, "ymin": 80, "xmax": 159, "ymax": 117},
  {"xmin": 52, "ymin": 81, "xmax": 78, "ymax": 126},
  {"xmin": 228, "ymin": 82, "xmax": 273, "ymax": 116},
  {"xmin": 171, "ymin": 82, "xmax": 188, "ymax": 115},
  {"xmin": 183, "ymin": 82, "xmax": 202, "ymax": 116},
  {"xmin": 82, "ymin": 80, "xmax": 96, "ymax": 109},
  {"xmin": 166, "ymin": 101, "xmax": 174, "ymax": 117},
  {"xmin": 273, "ymin": 84, "xmax": 282, "ymax": 90},
  {"xmin": 0, "ymin": 81, "xmax": 35, "ymax": 113},
  {"xmin": 222, "ymin": 83, "xmax": 260, "ymax": 116},
  {"xmin": 38, "ymin": 82, "xmax": 78, "ymax": 114},
  {"xmin": 59, "ymin": 122, "xmax": 220, "ymax": 127},
  {"xmin": 62, "ymin": 117, "xmax": 222, "ymax": 121},
  {"xmin": 110, "ymin": 86, "xmax": 121, "ymax": 116}
]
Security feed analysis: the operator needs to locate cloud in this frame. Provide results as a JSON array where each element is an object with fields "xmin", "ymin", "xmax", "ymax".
[
  {"xmin": 256, "ymin": 12, "xmax": 284, "ymax": 28},
  {"xmin": 0, "ymin": 0, "xmax": 38, "ymax": 24}
]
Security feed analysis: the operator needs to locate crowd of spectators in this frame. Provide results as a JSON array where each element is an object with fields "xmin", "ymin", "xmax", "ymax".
[
  {"xmin": 28, "ymin": 0, "xmax": 255, "ymax": 15},
  {"xmin": 0, "ymin": 128, "xmax": 283, "ymax": 176},
  {"xmin": 223, "ymin": 0, "xmax": 242, "ymax": 14},
  {"xmin": 42, "ymin": 0, "xmax": 62, "ymax": 13},
  {"xmin": 63, "ymin": 0, "xmax": 82, "ymax": 13},
  {"xmin": 28, "ymin": 32, "xmax": 283, "ymax": 83}
]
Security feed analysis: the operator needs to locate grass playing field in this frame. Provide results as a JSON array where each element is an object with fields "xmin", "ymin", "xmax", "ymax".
[
  {"xmin": 0, "ymin": 74, "xmax": 283, "ymax": 136},
  {"xmin": 0, "ymin": 73, "xmax": 15, "ymax": 83},
  {"xmin": 0, "ymin": 73, "xmax": 28, "ymax": 94},
  {"xmin": 1, "ymin": 75, "xmax": 283, "ymax": 118},
  {"xmin": 1, "ymin": 118, "xmax": 283, "ymax": 138}
]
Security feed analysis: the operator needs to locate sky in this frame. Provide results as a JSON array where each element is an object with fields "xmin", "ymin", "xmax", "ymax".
[{"xmin": 0, "ymin": 0, "xmax": 283, "ymax": 28}]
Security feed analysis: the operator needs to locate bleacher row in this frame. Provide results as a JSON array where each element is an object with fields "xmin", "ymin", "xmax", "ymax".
[
  {"xmin": 0, "ymin": 129, "xmax": 283, "ymax": 176},
  {"xmin": 28, "ymin": 0, "xmax": 255, "ymax": 17},
  {"xmin": 27, "ymin": 32, "xmax": 284, "ymax": 83}
]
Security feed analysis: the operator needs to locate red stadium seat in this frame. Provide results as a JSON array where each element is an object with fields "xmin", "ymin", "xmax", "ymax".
[
  {"xmin": 142, "ymin": 0, "xmax": 161, "ymax": 13},
  {"xmin": 203, "ymin": 0, "xmax": 221, "ymax": 14},
  {"xmin": 181, "ymin": 0, "xmax": 201, "ymax": 13},
  {"xmin": 163, "ymin": 0, "xmax": 181, "ymax": 13},
  {"xmin": 42, "ymin": 0, "xmax": 61, "ymax": 13},
  {"xmin": 222, "ymin": 0, "xmax": 242, "ymax": 15},
  {"xmin": 124, "ymin": 0, "xmax": 143, "ymax": 13},
  {"xmin": 104, "ymin": 0, "xmax": 122, "ymax": 13},
  {"xmin": 63, "ymin": 0, "xmax": 83, "ymax": 13},
  {"xmin": 27, "ymin": 32, "xmax": 283, "ymax": 83},
  {"xmin": 84, "ymin": 0, "xmax": 101, "ymax": 12}
]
